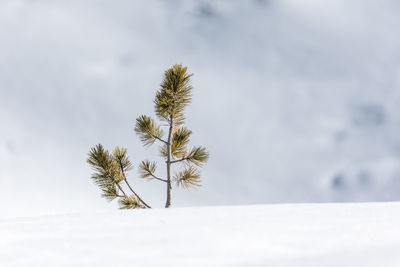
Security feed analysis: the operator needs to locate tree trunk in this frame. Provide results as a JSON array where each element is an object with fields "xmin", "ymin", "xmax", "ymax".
[{"xmin": 165, "ymin": 115, "xmax": 173, "ymax": 208}]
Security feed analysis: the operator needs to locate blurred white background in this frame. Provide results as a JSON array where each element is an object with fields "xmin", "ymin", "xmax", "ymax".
[{"xmin": 1, "ymin": 0, "xmax": 400, "ymax": 217}]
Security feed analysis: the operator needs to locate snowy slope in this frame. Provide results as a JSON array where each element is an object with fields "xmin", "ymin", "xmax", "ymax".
[{"xmin": 1, "ymin": 202, "xmax": 400, "ymax": 267}]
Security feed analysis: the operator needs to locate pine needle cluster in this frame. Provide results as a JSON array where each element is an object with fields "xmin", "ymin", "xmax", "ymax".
[
  {"xmin": 87, "ymin": 63, "xmax": 209, "ymax": 209},
  {"xmin": 87, "ymin": 144, "xmax": 150, "ymax": 209}
]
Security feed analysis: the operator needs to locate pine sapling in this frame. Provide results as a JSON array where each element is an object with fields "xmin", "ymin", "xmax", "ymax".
[{"xmin": 87, "ymin": 63, "xmax": 209, "ymax": 209}]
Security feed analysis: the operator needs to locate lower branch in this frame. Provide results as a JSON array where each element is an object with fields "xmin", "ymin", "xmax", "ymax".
[
  {"xmin": 149, "ymin": 172, "xmax": 167, "ymax": 183},
  {"xmin": 124, "ymin": 180, "xmax": 152, "ymax": 209}
]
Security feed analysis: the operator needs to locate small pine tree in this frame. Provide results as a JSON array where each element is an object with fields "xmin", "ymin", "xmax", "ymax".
[{"xmin": 87, "ymin": 64, "xmax": 209, "ymax": 209}]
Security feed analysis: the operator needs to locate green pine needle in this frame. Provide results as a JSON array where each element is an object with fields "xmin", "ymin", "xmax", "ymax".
[
  {"xmin": 113, "ymin": 146, "xmax": 133, "ymax": 173},
  {"xmin": 87, "ymin": 144, "xmax": 132, "ymax": 200},
  {"xmin": 138, "ymin": 160, "xmax": 157, "ymax": 179},
  {"xmin": 118, "ymin": 195, "xmax": 145, "ymax": 209},
  {"xmin": 134, "ymin": 115, "xmax": 164, "ymax": 147},
  {"xmin": 154, "ymin": 63, "xmax": 193, "ymax": 125},
  {"xmin": 174, "ymin": 165, "xmax": 201, "ymax": 189},
  {"xmin": 186, "ymin": 146, "xmax": 209, "ymax": 166},
  {"xmin": 160, "ymin": 126, "xmax": 192, "ymax": 159}
]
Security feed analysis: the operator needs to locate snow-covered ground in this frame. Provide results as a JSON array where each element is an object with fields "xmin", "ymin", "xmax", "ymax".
[{"xmin": 1, "ymin": 202, "xmax": 399, "ymax": 267}]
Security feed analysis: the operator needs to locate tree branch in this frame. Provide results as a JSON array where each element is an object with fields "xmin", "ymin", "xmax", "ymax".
[
  {"xmin": 116, "ymin": 158, "xmax": 152, "ymax": 209},
  {"xmin": 148, "ymin": 172, "xmax": 167, "ymax": 183},
  {"xmin": 153, "ymin": 135, "xmax": 168, "ymax": 145},
  {"xmin": 116, "ymin": 182, "xmax": 128, "ymax": 197},
  {"xmin": 170, "ymin": 157, "xmax": 189, "ymax": 164},
  {"xmin": 123, "ymin": 179, "xmax": 152, "ymax": 208},
  {"xmin": 139, "ymin": 160, "xmax": 167, "ymax": 182}
]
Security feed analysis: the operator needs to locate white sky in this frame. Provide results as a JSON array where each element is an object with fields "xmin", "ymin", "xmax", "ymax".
[{"xmin": 1, "ymin": 0, "xmax": 400, "ymax": 217}]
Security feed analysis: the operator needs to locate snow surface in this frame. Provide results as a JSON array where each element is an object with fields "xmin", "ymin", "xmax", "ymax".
[{"xmin": 1, "ymin": 202, "xmax": 400, "ymax": 267}]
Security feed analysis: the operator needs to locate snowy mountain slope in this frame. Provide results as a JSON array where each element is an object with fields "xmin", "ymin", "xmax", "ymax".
[{"xmin": 1, "ymin": 202, "xmax": 400, "ymax": 267}]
